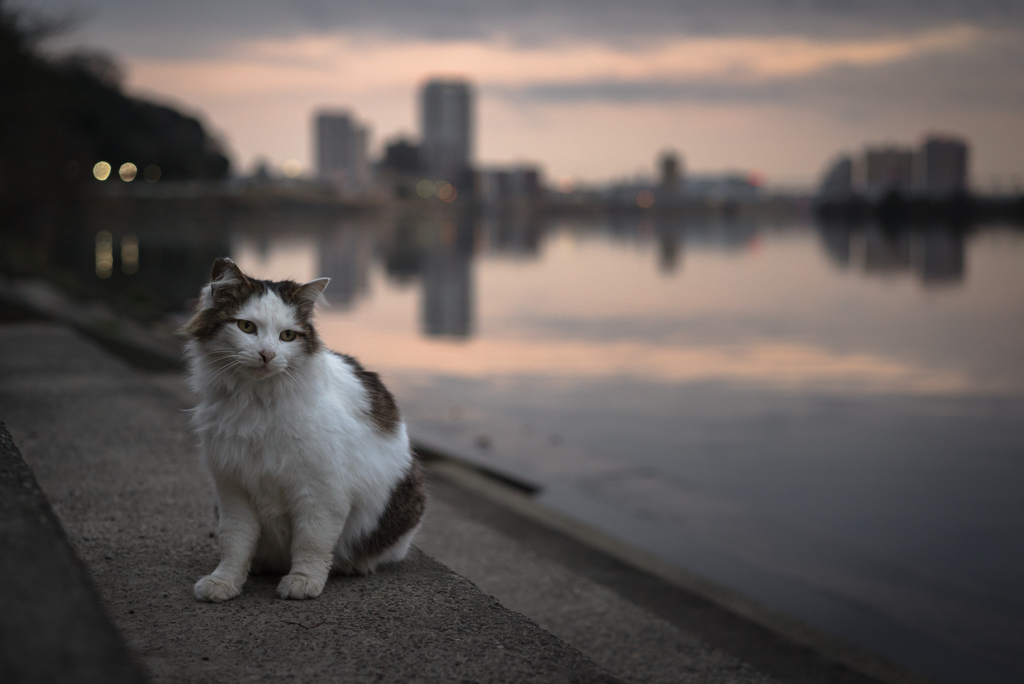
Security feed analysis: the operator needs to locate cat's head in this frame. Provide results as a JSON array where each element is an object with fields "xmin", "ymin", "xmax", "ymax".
[{"xmin": 181, "ymin": 258, "xmax": 329, "ymax": 381}]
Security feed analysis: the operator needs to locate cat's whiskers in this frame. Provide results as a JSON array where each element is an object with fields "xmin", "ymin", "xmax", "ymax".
[{"xmin": 205, "ymin": 358, "xmax": 244, "ymax": 386}]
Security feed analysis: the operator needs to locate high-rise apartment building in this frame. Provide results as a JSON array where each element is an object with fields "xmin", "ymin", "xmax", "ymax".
[
  {"xmin": 315, "ymin": 111, "xmax": 370, "ymax": 191},
  {"xmin": 856, "ymin": 147, "xmax": 914, "ymax": 198},
  {"xmin": 659, "ymin": 151, "xmax": 683, "ymax": 195},
  {"xmin": 918, "ymin": 135, "xmax": 969, "ymax": 198},
  {"xmin": 420, "ymin": 79, "xmax": 473, "ymax": 190}
]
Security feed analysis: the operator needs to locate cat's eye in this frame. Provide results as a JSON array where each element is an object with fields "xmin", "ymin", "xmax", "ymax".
[
  {"xmin": 237, "ymin": 320, "xmax": 256, "ymax": 334},
  {"xmin": 280, "ymin": 330, "xmax": 298, "ymax": 342}
]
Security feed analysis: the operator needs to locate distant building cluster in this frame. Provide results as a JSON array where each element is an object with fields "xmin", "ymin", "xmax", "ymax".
[
  {"xmin": 310, "ymin": 77, "xmax": 770, "ymax": 206},
  {"xmin": 819, "ymin": 134, "xmax": 969, "ymax": 201},
  {"xmin": 593, "ymin": 150, "xmax": 765, "ymax": 208},
  {"xmin": 315, "ymin": 78, "xmax": 497, "ymax": 202}
]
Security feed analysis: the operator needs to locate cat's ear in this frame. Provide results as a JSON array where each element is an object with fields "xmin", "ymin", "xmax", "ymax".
[
  {"xmin": 210, "ymin": 257, "xmax": 245, "ymax": 286},
  {"xmin": 297, "ymin": 278, "xmax": 330, "ymax": 305}
]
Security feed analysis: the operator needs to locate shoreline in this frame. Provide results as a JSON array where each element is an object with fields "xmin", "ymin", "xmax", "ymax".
[{"xmin": 0, "ymin": 271, "xmax": 929, "ymax": 684}]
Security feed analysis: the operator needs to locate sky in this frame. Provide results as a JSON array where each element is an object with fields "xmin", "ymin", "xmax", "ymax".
[{"xmin": 22, "ymin": 0, "xmax": 1024, "ymax": 189}]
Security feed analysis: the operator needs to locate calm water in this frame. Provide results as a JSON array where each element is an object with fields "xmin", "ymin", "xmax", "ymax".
[{"xmin": 101, "ymin": 208, "xmax": 1024, "ymax": 683}]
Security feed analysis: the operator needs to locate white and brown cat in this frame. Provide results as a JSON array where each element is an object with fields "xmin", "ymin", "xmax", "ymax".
[{"xmin": 182, "ymin": 257, "xmax": 424, "ymax": 601}]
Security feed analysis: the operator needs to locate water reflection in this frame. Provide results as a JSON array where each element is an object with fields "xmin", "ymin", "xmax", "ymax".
[
  {"xmin": 38, "ymin": 199, "xmax": 1024, "ymax": 682},
  {"xmin": 421, "ymin": 217, "xmax": 474, "ymax": 337},
  {"xmin": 318, "ymin": 225, "xmax": 372, "ymax": 309},
  {"xmin": 64, "ymin": 202, "xmax": 986, "ymax": 331},
  {"xmin": 656, "ymin": 216, "xmax": 683, "ymax": 274},
  {"xmin": 819, "ymin": 223, "xmax": 966, "ymax": 285},
  {"xmin": 480, "ymin": 212, "xmax": 544, "ymax": 256}
]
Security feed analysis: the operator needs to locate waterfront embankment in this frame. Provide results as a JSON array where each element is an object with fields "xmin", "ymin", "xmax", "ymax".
[{"xmin": 0, "ymin": 283, "xmax": 929, "ymax": 684}]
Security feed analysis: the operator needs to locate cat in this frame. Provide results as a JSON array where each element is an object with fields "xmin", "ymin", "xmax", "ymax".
[{"xmin": 182, "ymin": 257, "xmax": 425, "ymax": 602}]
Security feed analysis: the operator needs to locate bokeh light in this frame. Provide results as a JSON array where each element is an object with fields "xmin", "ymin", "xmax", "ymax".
[
  {"xmin": 119, "ymin": 163, "xmax": 137, "ymax": 181},
  {"xmin": 92, "ymin": 161, "xmax": 111, "ymax": 181},
  {"xmin": 438, "ymin": 183, "xmax": 457, "ymax": 202},
  {"xmin": 95, "ymin": 231, "xmax": 113, "ymax": 278},
  {"xmin": 144, "ymin": 165, "xmax": 161, "ymax": 183},
  {"xmin": 282, "ymin": 159, "xmax": 303, "ymax": 178},
  {"xmin": 637, "ymin": 189, "xmax": 655, "ymax": 208},
  {"xmin": 121, "ymin": 235, "xmax": 139, "ymax": 274},
  {"xmin": 416, "ymin": 179, "xmax": 434, "ymax": 198}
]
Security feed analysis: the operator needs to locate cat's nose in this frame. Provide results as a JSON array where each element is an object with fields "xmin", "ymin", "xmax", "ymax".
[{"xmin": 259, "ymin": 349, "xmax": 276, "ymax": 364}]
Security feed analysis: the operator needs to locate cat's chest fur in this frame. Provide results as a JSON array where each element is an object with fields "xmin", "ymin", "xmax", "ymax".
[{"xmin": 193, "ymin": 353, "xmax": 394, "ymax": 494}]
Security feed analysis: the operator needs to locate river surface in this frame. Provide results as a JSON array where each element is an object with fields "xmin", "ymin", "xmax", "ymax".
[{"xmin": 104, "ymin": 208, "xmax": 1024, "ymax": 683}]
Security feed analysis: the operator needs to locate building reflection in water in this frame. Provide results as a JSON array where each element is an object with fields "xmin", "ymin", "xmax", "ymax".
[
  {"xmin": 318, "ymin": 224, "xmax": 373, "ymax": 309},
  {"xmin": 375, "ymin": 211, "xmax": 479, "ymax": 338},
  {"xmin": 916, "ymin": 229, "xmax": 965, "ymax": 285},
  {"xmin": 480, "ymin": 212, "xmax": 543, "ymax": 256},
  {"xmin": 421, "ymin": 213, "xmax": 475, "ymax": 338},
  {"xmin": 655, "ymin": 216, "xmax": 684, "ymax": 274},
  {"xmin": 817, "ymin": 222, "xmax": 966, "ymax": 285}
]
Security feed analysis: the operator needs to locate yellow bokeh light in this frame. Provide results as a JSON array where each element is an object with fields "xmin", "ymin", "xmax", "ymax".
[
  {"xmin": 121, "ymin": 235, "xmax": 139, "ymax": 274},
  {"xmin": 416, "ymin": 179, "xmax": 434, "ymax": 198},
  {"xmin": 119, "ymin": 163, "xmax": 137, "ymax": 182},
  {"xmin": 282, "ymin": 159, "xmax": 303, "ymax": 178},
  {"xmin": 93, "ymin": 161, "xmax": 111, "ymax": 181},
  {"xmin": 95, "ymin": 231, "xmax": 113, "ymax": 278}
]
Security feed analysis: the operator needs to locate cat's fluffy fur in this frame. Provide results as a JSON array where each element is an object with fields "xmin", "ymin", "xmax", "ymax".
[{"xmin": 182, "ymin": 257, "xmax": 425, "ymax": 602}]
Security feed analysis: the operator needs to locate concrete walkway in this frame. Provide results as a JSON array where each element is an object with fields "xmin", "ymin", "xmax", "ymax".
[
  {"xmin": 0, "ymin": 323, "xmax": 622, "ymax": 683},
  {"xmin": 0, "ymin": 319, "xmax": 894, "ymax": 683}
]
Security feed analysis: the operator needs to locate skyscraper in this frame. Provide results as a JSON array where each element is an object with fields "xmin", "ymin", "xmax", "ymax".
[
  {"xmin": 315, "ymin": 110, "xmax": 370, "ymax": 191},
  {"xmin": 918, "ymin": 135, "xmax": 969, "ymax": 198},
  {"xmin": 659, "ymin": 150, "xmax": 683, "ymax": 195},
  {"xmin": 857, "ymin": 147, "xmax": 914, "ymax": 199},
  {"xmin": 420, "ymin": 79, "xmax": 473, "ymax": 191}
]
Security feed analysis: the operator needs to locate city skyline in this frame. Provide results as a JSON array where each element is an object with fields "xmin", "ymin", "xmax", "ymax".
[{"xmin": 27, "ymin": 0, "xmax": 1024, "ymax": 188}]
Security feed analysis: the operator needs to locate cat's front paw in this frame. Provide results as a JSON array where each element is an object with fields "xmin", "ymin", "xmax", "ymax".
[
  {"xmin": 277, "ymin": 573, "xmax": 325, "ymax": 600},
  {"xmin": 194, "ymin": 574, "xmax": 241, "ymax": 602}
]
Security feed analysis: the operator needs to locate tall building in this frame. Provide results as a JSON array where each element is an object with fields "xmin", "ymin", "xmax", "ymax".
[
  {"xmin": 818, "ymin": 155, "xmax": 854, "ymax": 200},
  {"xmin": 420, "ymin": 79, "xmax": 473, "ymax": 190},
  {"xmin": 856, "ymin": 147, "xmax": 914, "ymax": 199},
  {"xmin": 659, "ymin": 151, "xmax": 683, "ymax": 196},
  {"xmin": 315, "ymin": 111, "xmax": 370, "ymax": 191},
  {"xmin": 918, "ymin": 135, "xmax": 969, "ymax": 198},
  {"xmin": 377, "ymin": 137, "xmax": 423, "ymax": 199}
]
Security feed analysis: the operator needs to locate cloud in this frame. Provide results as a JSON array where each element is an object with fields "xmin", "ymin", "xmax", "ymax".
[
  {"xmin": 496, "ymin": 39, "xmax": 1024, "ymax": 111},
  {"xmin": 30, "ymin": 0, "xmax": 1024, "ymax": 59},
  {"xmin": 128, "ymin": 24, "xmax": 984, "ymax": 99}
]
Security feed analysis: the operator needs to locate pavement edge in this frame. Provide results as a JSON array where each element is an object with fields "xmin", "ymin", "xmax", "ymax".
[{"xmin": 0, "ymin": 421, "xmax": 147, "ymax": 683}]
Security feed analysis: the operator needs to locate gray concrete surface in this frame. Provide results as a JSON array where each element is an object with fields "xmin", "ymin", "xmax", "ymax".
[
  {"xmin": 0, "ymin": 323, "xmax": 621, "ymax": 683},
  {"xmin": 418, "ymin": 490, "xmax": 776, "ymax": 684},
  {"xmin": 418, "ymin": 468, "xmax": 896, "ymax": 684},
  {"xmin": 0, "ymin": 420, "xmax": 146, "ymax": 684},
  {"xmin": 0, "ymin": 315, "xmax": 897, "ymax": 684}
]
